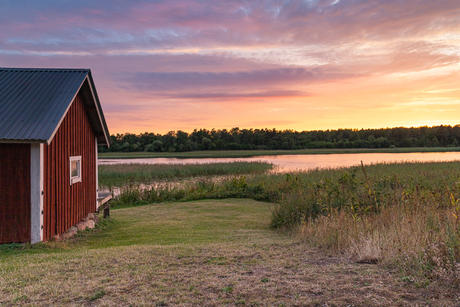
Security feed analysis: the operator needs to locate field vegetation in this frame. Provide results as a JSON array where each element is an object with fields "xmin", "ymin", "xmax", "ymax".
[
  {"xmin": 98, "ymin": 161, "xmax": 273, "ymax": 189},
  {"xmin": 0, "ymin": 199, "xmax": 453, "ymax": 305},
  {"xmin": 2, "ymin": 160, "xmax": 459, "ymax": 305},
  {"xmin": 103, "ymin": 160, "xmax": 460, "ymax": 294}
]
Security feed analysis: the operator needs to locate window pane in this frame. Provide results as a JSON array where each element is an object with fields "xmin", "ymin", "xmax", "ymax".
[{"xmin": 71, "ymin": 161, "xmax": 78, "ymax": 177}]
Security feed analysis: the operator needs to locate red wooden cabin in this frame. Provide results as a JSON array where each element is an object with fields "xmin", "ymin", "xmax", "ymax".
[{"xmin": 0, "ymin": 68, "xmax": 111, "ymax": 244}]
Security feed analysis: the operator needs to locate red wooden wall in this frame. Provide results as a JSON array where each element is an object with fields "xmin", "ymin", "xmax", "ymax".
[
  {"xmin": 43, "ymin": 92, "xmax": 97, "ymax": 240},
  {"xmin": 0, "ymin": 144, "xmax": 31, "ymax": 243}
]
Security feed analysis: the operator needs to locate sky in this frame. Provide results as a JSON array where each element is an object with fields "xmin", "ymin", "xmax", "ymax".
[{"xmin": 1, "ymin": 0, "xmax": 459, "ymax": 135}]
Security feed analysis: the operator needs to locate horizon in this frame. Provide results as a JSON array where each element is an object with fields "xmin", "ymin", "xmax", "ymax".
[
  {"xmin": 110, "ymin": 124, "xmax": 460, "ymax": 136},
  {"xmin": 1, "ymin": 1, "xmax": 459, "ymax": 134}
]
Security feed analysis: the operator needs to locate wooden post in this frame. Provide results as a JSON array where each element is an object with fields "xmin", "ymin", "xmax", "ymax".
[
  {"xmin": 31, "ymin": 143, "xmax": 44, "ymax": 244},
  {"xmin": 103, "ymin": 206, "xmax": 110, "ymax": 218}
]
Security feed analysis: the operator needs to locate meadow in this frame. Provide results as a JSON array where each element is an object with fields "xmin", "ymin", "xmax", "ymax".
[
  {"xmin": 1, "ymin": 160, "xmax": 460, "ymax": 305},
  {"xmin": 105, "ymin": 160, "xmax": 460, "ymax": 295},
  {"xmin": 0, "ymin": 199, "xmax": 453, "ymax": 306}
]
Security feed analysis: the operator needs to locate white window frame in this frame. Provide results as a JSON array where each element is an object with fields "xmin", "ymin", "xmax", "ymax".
[{"xmin": 69, "ymin": 156, "xmax": 82, "ymax": 185}]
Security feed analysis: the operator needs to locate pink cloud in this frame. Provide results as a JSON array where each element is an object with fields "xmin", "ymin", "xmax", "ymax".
[{"xmin": 123, "ymin": 67, "xmax": 362, "ymax": 94}]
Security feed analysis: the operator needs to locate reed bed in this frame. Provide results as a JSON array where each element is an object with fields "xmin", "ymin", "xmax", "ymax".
[
  {"xmin": 273, "ymin": 161, "xmax": 460, "ymax": 290},
  {"xmin": 98, "ymin": 161, "xmax": 273, "ymax": 189}
]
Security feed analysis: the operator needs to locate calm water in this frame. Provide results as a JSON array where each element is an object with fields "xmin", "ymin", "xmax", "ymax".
[{"xmin": 99, "ymin": 152, "xmax": 460, "ymax": 172}]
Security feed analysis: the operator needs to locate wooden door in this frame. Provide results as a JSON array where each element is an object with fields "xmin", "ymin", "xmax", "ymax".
[{"xmin": 0, "ymin": 144, "xmax": 31, "ymax": 244}]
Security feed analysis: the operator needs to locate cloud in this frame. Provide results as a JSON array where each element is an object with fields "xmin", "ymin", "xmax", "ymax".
[
  {"xmin": 0, "ymin": 0, "xmax": 459, "ymax": 54},
  {"xmin": 168, "ymin": 90, "xmax": 312, "ymax": 99},
  {"xmin": 124, "ymin": 67, "xmax": 362, "ymax": 93}
]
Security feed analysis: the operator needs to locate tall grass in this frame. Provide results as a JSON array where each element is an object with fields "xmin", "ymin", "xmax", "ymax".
[
  {"xmin": 109, "ymin": 176, "xmax": 268, "ymax": 208},
  {"xmin": 272, "ymin": 161, "xmax": 460, "ymax": 289},
  {"xmin": 270, "ymin": 162, "xmax": 460, "ymax": 226},
  {"xmin": 98, "ymin": 161, "xmax": 273, "ymax": 189},
  {"xmin": 297, "ymin": 203, "xmax": 460, "ymax": 288}
]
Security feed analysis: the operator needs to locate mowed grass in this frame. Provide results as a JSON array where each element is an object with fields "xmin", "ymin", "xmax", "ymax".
[
  {"xmin": 84, "ymin": 199, "xmax": 279, "ymax": 248},
  {"xmin": 0, "ymin": 199, "xmax": 448, "ymax": 306}
]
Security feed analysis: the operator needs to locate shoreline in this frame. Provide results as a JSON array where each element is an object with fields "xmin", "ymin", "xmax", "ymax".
[{"xmin": 99, "ymin": 147, "xmax": 460, "ymax": 159}]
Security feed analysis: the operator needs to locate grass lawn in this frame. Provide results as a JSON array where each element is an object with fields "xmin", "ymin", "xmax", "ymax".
[
  {"xmin": 99, "ymin": 147, "xmax": 460, "ymax": 159},
  {"xmin": 0, "ymin": 199, "xmax": 455, "ymax": 306},
  {"xmin": 84, "ymin": 199, "xmax": 280, "ymax": 248}
]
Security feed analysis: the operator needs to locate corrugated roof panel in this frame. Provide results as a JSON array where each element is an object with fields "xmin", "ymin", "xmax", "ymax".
[{"xmin": 0, "ymin": 68, "xmax": 98, "ymax": 142}]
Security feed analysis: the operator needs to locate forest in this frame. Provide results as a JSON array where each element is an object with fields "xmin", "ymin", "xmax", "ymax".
[{"xmin": 99, "ymin": 125, "xmax": 460, "ymax": 153}]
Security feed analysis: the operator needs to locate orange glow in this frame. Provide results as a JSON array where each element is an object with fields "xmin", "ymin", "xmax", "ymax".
[
  {"xmin": 1, "ymin": 0, "xmax": 458, "ymax": 134},
  {"xmin": 104, "ymin": 67, "xmax": 460, "ymax": 134}
]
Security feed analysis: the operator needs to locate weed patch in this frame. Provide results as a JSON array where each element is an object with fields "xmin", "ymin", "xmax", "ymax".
[
  {"xmin": 89, "ymin": 289, "xmax": 105, "ymax": 301},
  {"xmin": 0, "ymin": 243, "xmax": 25, "ymax": 254}
]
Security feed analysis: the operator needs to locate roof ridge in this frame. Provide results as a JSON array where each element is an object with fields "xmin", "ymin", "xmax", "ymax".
[{"xmin": 0, "ymin": 68, "xmax": 90, "ymax": 72}]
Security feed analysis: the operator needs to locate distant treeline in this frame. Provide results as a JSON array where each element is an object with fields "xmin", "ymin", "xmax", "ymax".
[{"xmin": 99, "ymin": 125, "xmax": 460, "ymax": 153}]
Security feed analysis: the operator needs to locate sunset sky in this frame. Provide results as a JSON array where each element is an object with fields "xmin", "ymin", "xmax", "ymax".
[{"xmin": 1, "ymin": 0, "xmax": 459, "ymax": 134}]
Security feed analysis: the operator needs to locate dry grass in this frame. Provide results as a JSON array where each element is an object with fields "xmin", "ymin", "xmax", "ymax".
[
  {"xmin": 297, "ymin": 203, "xmax": 460, "ymax": 291},
  {"xmin": 268, "ymin": 161, "xmax": 460, "ymax": 294},
  {"xmin": 1, "ymin": 199, "xmax": 458, "ymax": 306},
  {"xmin": 2, "ymin": 244, "xmax": 455, "ymax": 306}
]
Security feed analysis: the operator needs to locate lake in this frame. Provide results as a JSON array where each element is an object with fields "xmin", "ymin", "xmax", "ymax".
[{"xmin": 99, "ymin": 152, "xmax": 460, "ymax": 172}]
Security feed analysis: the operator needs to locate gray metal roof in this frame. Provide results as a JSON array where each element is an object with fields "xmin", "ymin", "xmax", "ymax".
[{"xmin": 0, "ymin": 68, "xmax": 111, "ymax": 146}]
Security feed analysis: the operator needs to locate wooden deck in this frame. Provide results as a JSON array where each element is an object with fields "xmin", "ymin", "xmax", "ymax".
[{"xmin": 97, "ymin": 192, "xmax": 113, "ymax": 208}]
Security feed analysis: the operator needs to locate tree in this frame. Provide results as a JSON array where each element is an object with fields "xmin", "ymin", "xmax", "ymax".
[
  {"xmin": 176, "ymin": 130, "xmax": 189, "ymax": 145},
  {"xmin": 202, "ymin": 137, "xmax": 212, "ymax": 150},
  {"xmin": 152, "ymin": 140, "xmax": 163, "ymax": 152},
  {"xmin": 100, "ymin": 125, "xmax": 458, "ymax": 153}
]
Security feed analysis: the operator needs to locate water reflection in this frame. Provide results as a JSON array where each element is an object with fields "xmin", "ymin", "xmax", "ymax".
[{"xmin": 99, "ymin": 152, "xmax": 460, "ymax": 172}]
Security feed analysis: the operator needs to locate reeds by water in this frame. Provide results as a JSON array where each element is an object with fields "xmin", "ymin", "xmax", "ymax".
[{"xmin": 98, "ymin": 161, "xmax": 273, "ymax": 189}]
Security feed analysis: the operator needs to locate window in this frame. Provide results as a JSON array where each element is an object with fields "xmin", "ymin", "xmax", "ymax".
[{"xmin": 69, "ymin": 156, "xmax": 81, "ymax": 185}]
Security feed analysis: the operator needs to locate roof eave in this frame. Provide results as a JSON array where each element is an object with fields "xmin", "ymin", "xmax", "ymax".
[
  {"xmin": 85, "ymin": 72, "xmax": 112, "ymax": 147},
  {"xmin": 0, "ymin": 139, "xmax": 47, "ymax": 144}
]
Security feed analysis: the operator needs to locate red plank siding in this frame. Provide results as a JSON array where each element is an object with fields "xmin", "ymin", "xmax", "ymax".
[
  {"xmin": 43, "ymin": 92, "xmax": 97, "ymax": 240},
  {"xmin": 0, "ymin": 144, "xmax": 31, "ymax": 243}
]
